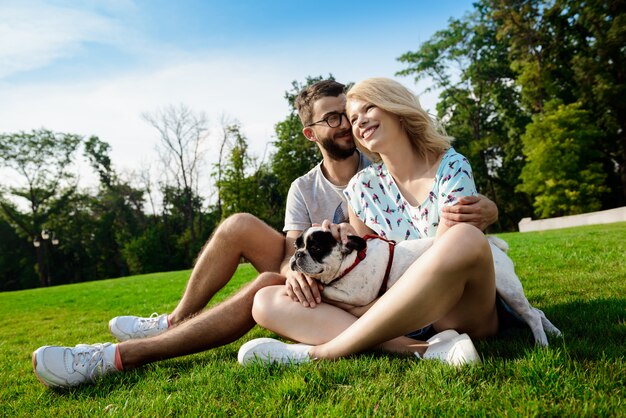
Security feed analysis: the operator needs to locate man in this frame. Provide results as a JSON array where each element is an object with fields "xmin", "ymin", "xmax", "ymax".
[{"xmin": 32, "ymin": 80, "xmax": 497, "ymax": 388}]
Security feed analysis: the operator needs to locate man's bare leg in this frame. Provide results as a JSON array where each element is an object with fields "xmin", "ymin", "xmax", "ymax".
[
  {"xmin": 169, "ymin": 213, "xmax": 285, "ymax": 324},
  {"xmin": 120, "ymin": 272, "xmax": 286, "ymax": 368}
]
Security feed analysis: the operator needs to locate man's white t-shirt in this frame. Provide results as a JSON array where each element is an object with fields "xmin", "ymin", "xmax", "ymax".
[{"xmin": 283, "ymin": 151, "xmax": 370, "ymax": 232}]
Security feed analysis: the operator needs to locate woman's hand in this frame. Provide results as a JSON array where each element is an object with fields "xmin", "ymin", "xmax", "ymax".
[
  {"xmin": 284, "ymin": 269, "xmax": 323, "ymax": 308},
  {"xmin": 320, "ymin": 220, "xmax": 358, "ymax": 244}
]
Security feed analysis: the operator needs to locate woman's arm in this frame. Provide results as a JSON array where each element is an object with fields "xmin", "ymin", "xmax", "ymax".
[{"xmin": 349, "ymin": 207, "xmax": 375, "ymax": 237}]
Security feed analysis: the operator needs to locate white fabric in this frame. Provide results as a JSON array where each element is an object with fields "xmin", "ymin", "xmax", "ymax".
[{"xmin": 283, "ymin": 151, "xmax": 370, "ymax": 232}]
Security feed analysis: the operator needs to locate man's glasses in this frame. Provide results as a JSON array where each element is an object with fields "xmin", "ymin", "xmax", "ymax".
[{"xmin": 306, "ymin": 112, "xmax": 348, "ymax": 128}]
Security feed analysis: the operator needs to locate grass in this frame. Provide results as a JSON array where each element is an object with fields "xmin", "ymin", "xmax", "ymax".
[{"xmin": 1, "ymin": 223, "xmax": 625, "ymax": 417}]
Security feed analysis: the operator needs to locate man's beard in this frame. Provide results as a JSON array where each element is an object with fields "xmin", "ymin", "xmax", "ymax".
[{"xmin": 319, "ymin": 130, "xmax": 356, "ymax": 161}]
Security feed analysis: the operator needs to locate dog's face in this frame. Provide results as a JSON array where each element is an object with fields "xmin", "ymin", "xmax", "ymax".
[{"xmin": 290, "ymin": 227, "xmax": 366, "ymax": 284}]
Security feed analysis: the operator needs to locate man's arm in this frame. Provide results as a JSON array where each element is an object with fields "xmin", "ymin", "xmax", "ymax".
[{"xmin": 440, "ymin": 194, "xmax": 498, "ymax": 231}]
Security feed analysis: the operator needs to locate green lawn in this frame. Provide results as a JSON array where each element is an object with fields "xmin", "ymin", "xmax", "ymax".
[{"xmin": 1, "ymin": 223, "xmax": 625, "ymax": 416}]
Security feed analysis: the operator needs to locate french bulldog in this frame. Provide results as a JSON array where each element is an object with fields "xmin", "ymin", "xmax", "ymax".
[{"xmin": 291, "ymin": 226, "xmax": 561, "ymax": 346}]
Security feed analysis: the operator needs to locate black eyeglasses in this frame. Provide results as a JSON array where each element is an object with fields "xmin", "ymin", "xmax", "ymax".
[{"xmin": 306, "ymin": 112, "xmax": 348, "ymax": 128}]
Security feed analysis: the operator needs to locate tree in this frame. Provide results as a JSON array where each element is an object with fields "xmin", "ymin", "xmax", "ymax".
[
  {"xmin": 490, "ymin": 0, "xmax": 626, "ymax": 206},
  {"xmin": 517, "ymin": 101, "xmax": 608, "ymax": 217},
  {"xmin": 270, "ymin": 76, "xmax": 330, "ymax": 199},
  {"xmin": 215, "ymin": 123, "xmax": 260, "ymax": 217},
  {"xmin": 82, "ymin": 135, "xmax": 148, "ymax": 279},
  {"xmin": 0, "ymin": 217, "xmax": 37, "ymax": 290},
  {"xmin": 0, "ymin": 129, "xmax": 81, "ymax": 286},
  {"xmin": 397, "ymin": 5, "xmax": 532, "ymax": 230},
  {"xmin": 143, "ymin": 104, "xmax": 209, "ymax": 260}
]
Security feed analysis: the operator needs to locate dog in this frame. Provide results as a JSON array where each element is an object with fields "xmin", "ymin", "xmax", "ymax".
[{"xmin": 291, "ymin": 226, "xmax": 561, "ymax": 346}]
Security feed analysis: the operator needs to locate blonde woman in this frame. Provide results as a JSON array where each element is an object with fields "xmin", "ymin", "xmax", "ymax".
[{"xmin": 241, "ymin": 78, "xmax": 499, "ymax": 365}]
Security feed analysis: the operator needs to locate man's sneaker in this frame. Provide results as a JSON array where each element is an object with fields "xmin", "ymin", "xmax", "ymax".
[
  {"xmin": 419, "ymin": 332, "xmax": 481, "ymax": 366},
  {"xmin": 238, "ymin": 338, "xmax": 312, "ymax": 366},
  {"xmin": 32, "ymin": 343, "xmax": 119, "ymax": 388},
  {"xmin": 109, "ymin": 313, "xmax": 169, "ymax": 341}
]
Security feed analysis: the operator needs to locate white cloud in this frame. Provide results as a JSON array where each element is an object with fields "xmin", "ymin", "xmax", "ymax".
[
  {"xmin": 0, "ymin": 0, "xmax": 443, "ymax": 202},
  {"xmin": 0, "ymin": 53, "xmax": 303, "ymax": 202},
  {"xmin": 0, "ymin": 1, "xmax": 126, "ymax": 78}
]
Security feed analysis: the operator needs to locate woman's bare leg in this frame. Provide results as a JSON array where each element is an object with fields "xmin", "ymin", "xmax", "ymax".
[
  {"xmin": 309, "ymin": 224, "xmax": 498, "ymax": 360},
  {"xmin": 253, "ymin": 285, "xmax": 428, "ymax": 356}
]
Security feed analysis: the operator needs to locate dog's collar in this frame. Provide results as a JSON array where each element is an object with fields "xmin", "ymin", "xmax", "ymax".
[{"xmin": 331, "ymin": 234, "xmax": 396, "ymax": 296}]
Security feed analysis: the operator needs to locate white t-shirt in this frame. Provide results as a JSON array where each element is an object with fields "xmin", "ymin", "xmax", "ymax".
[{"xmin": 283, "ymin": 151, "xmax": 370, "ymax": 232}]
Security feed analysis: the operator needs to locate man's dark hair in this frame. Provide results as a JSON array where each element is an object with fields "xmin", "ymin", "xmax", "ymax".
[{"xmin": 295, "ymin": 80, "xmax": 345, "ymax": 126}]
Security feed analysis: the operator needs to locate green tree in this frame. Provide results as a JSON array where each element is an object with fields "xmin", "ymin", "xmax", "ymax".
[
  {"xmin": 398, "ymin": 5, "xmax": 531, "ymax": 230},
  {"xmin": 490, "ymin": 0, "xmax": 626, "ymax": 206},
  {"xmin": 517, "ymin": 101, "xmax": 608, "ymax": 217},
  {"xmin": 82, "ymin": 136, "xmax": 148, "ymax": 279},
  {"xmin": 0, "ymin": 217, "xmax": 36, "ymax": 290},
  {"xmin": 270, "ymin": 76, "xmax": 330, "ymax": 199},
  {"xmin": 0, "ymin": 129, "xmax": 81, "ymax": 286},
  {"xmin": 216, "ymin": 124, "xmax": 260, "ymax": 217}
]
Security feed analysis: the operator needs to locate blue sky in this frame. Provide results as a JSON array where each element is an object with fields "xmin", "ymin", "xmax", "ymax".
[{"xmin": 0, "ymin": 0, "xmax": 476, "ymax": 192}]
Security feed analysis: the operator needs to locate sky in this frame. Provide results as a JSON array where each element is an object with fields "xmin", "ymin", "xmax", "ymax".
[{"xmin": 0, "ymin": 0, "xmax": 476, "ymax": 195}]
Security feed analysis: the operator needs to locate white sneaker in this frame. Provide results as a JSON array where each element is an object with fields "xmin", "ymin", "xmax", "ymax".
[
  {"xmin": 238, "ymin": 338, "xmax": 312, "ymax": 366},
  {"xmin": 419, "ymin": 332, "xmax": 481, "ymax": 366},
  {"xmin": 109, "ymin": 313, "xmax": 169, "ymax": 341},
  {"xmin": 32, "ymin": 343, "xmax": 119, "ymax": 388},
  {"xmin": 426, "ymin": 329, "xmax": 460, "ymax": 345}
]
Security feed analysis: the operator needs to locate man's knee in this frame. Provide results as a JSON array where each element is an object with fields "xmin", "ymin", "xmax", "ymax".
[{"xmin": 216, "ymin": 213, "xmax": 267, "ymax": 239}]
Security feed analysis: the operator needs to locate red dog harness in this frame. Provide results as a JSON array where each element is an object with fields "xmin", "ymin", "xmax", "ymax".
[{"xmin": 333, "ymin": 234, "xmax": 396, "ymax": 297}]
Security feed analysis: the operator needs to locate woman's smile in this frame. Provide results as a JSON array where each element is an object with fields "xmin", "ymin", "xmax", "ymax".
[{"xmin": 361, "ymin": 125, "xmax": 378, "ymax": 140}]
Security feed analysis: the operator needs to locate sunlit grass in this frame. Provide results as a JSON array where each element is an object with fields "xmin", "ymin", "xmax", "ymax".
[{"xmin": 1, "ymin": 223, "xmax": 624, "ymax": 416}]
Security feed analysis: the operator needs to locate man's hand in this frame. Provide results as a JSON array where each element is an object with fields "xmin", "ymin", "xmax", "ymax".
[
  {"xmin": 285, "ymin": 269, "xmax": 323, "ymax": 308},
  {"xmin": 320, "ymin": 220, "xmax": 358, "ymax": 244},
  {"xmin": 440, "ymin": 194, "xmax": 498, "ymax": 231}
]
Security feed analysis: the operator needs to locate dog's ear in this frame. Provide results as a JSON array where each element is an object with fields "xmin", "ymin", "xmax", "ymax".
[{"xmin": 341, "ymin": 235, "xmax": 366, "ymax": 254}]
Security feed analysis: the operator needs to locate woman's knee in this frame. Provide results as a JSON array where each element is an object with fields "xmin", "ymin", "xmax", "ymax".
[
  {"xmin": 440, "ymin": 223, "xmax": 491, "ymax": 264},
  {"xmin": 251, "ymin": 285, "xmax": 285, "ymax": 326}
]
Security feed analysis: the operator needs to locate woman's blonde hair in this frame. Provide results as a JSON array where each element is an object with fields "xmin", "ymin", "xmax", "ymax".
[{"xmin": 346, "ymin": 77, "xmax": 452, "ymax": 162}]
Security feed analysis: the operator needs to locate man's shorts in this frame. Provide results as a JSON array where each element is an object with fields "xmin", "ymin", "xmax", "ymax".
[{"xmin": 405, "ymin": 294, "xmax": 526, "ymax": 341}]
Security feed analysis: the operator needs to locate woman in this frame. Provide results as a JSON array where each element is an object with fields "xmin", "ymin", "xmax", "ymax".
[{"xmin": 241, "ymin": 78, "xmax": 498, "ymax": 365}]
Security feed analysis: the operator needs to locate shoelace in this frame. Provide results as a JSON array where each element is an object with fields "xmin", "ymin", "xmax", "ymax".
[
  {"xmin": 134, "ymin": 313, "xmax": 164, "ymax": 332},
  {"xmin": 72, "ymin": 344, "xmax": 109, "ymax": 381}
]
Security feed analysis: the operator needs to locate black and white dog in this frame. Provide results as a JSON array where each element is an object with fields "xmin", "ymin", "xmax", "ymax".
[{"xmin": 291, "ymin": 226, "xmax": 561, "ymax": 346}]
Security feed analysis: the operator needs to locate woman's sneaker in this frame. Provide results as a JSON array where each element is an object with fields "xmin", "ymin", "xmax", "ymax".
[
  {"xmin": 109, "ymin": 313, "xmax": 169, "ymax": 341},
  {"xmin": 420, "ymin": 332, "xmax": 481, "ymax": 366},
  {"xmin": 238, "ymin": 338, "xmax": 312, "ymax": 365},
  {"xmin": 32, "ymin": 343, "xmax": 119, "ymax": 388}
]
